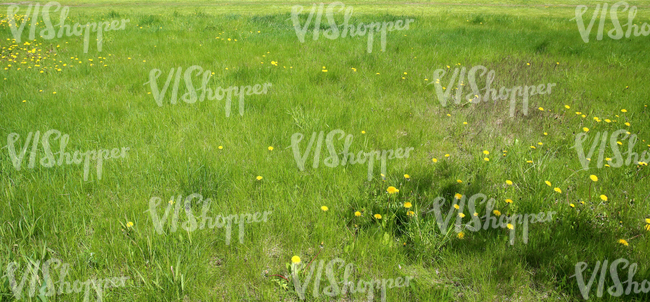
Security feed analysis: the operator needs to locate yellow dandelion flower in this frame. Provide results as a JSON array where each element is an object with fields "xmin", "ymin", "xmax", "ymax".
[
  {"xmin": 457, "ymin": 179, "xmax": 462, "ymax": 183},
  {"xmin": 404, "ymin": 202, "xmax": 412, "ymax": 208},
  {"xmin": 455, "ymin": 193, "xmax": 463, "ymax": 199},
  {"xmin": 404, "ymin": 174, "xmax": 410, "ymax": 179},
  {"xmin": 600, "ymin": 195, "xmax": 608, "ymax": 201},
  {"xmin": 554, "ymin": 187, "xmax": 562, "ymax": 193},
  {"xmin": 473, "ymin": 212, "xmax": 478, "ymax": 216},
  {"xmin": 387, "ymin": 186, "xmax": 399, "ymax": 194},
  {"xmin": 538, "ymin": 107, "xmax": 544, "ymax": 111},
  {"xmin": 321, "ymin": 206, "xmax": 328, "ymax": 211},
  {"xmin": 621, "ymin": 109, "xmax": 627, "ymax": 113},
  {"xmin": 432, "ymin": 158, "xmax": 438, "ymax": 163},
  {"xmin": 645, "ymin": 218, "xmax": 650, "ymax": 224},
  {"xmin": 218, "ymin": 146, "xmax": 223, "ymax": 149},
  {"xmin": 445, "ymin": 154, "xmax": 450, "ymax": 157},
  {"xmin": 268, "ymin": 146, "xmax": 274, "ymax": 151},
  {"xmin": 457, "ymin": 232, "xmax": 465, "ymax": 239},
  {"xmin": 458, "ymin": 213, "xmax": 465, "ymax": 218},
  {"xmin": 583, "ymin": 127, "xmax": 589, "ymax": 132},
  {"xmin": 126, "ymin": 221, "xmax": 134, "ymax": 228},
  {"xmin": 354, "ymin": 211, "xmax": 361, "ymax": 217},
  {"xmin": 565, "ymin": 105, "xmax": 570, "ymax": 109},
  {"xmin": 407, "ymin": 211, "xmax": 415, "ymax": 216},
  {"xmin": 256, "ymin": 176, "xmax": 263, "ymax": 181},
  {"xmin": 483, "ymin": 150, "xmax": 489, "ymax": 155},
  {"xmin": 590, "ymin": 175, "xmax": 598, "ymax": 182},
  {"xmin": 570, "ymin": 203, "xmax": 575, "ymax": 208},
  {"xmin": 618, "ymin": 239, "xmax": 629, "ymax": 246},
  {"xmin": 507, "ymin": 224, "xmax": 514, "ymax": 230},
  {"xmin": 454, "ymin": 204, "xmax": 460, "ymax": 209},
  {"xmin": 292, "ymin": 256, "xmax": 301, "ymax": 263},
  {"xmin": 493, "ymin": 210, "xmax": 501, "ymax": 216},
  {"xmin": 484, "ymin": 157, "xmax": 490, "ymax": 161},
  {"xmin": 506, "ymin": 180, "xmax": 513, "ymax": 185},
  {"xmin": 506, "ymin": 199, "xmax": 513, "ymax": 204},
  {"xmin": 361, "ymin": 131, "xmax": 366, "ymax": 134},
  {"xmin": 644, "ymin": 225, "xmax": 650, "ymax": 231},
  {"xmin": 374, "ymin": 214, "xmax": 382, "ymax": 219},
  {"xmin": 545, "ymin": 181, "xmax": 552, "ymax": 186},
  {"xmin": 605, "ymin": 119, "xmax": 611, "ymax": 123},
  {"xmin": 625, "ymin": 122, "xmax": 631, "ymax": 126}
]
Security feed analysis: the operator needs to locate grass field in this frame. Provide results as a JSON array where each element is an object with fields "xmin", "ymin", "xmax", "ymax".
[{"xmin": 1, "ymin": 0, "xmax": 650, "ymax": 301}]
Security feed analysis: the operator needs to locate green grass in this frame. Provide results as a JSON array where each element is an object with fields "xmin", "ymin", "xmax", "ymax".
[{"xmin": 1, "ymin": 1, "xmax": 650, "ymax": 301}]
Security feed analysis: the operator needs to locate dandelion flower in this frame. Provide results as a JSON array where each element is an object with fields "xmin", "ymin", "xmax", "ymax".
[
  {"xmin": 256, "ymin": 176, "xmax": 263, "ymax": 181},
  {"xmin": 268, "ymin": 146, "xmax": 274, "ymax": 151},
  {"xmin": 507, "ymin": 224, "xmax": 514, "ymax": 230},
  {"xmin": 583, "ymin": 127, "xmax": 589, "ymax": 132},
  {"xmin": 506, "ymin": 180, "xmax": 513, "ymax": 185},
  {"xmin": 590, "ymin": 175, "xmax": 598, "ymax": 182},
  {"xmin": 505, "ymin": 199, "xmax": 513, "ymax": 204},
  {"xmin": 621, "ymin": 109, "xmax": 627, "ymax": 113},
  {"xmin": 554, "ymin": 187, "xmax": 562, "ymax": 193},
  {"xmin": 387, "ymin": 186, "xmax": 399, "ymax": 194},
  {"xmin": 354, "ymin": 211, "xmax": 361, "ymax": 217},
  {"xmin": 454, "ymin": 204, "xmax": 460, "ymax": 210},
  {"xmin": 600, "ymin": 195, "xmax": 608, "ymax": 201},
  {"xmin": 493, "ymin": 210, "xmax": 501, "ymax": 216},
  {"xmin": 126, "ymin": 222, "xmax": 134, "ymax": 228},
  {"xmin": 407, "ymin": 211, "xmax": 415, "ymax": 216},
  {"xmin": 645, "ymin": 218, "xmax": 650, "ymax": 224},
  {"xmin": 404, "ymin": 202, "xmax": 412, "ymax": 208},
  {"xmin": 445, "ymin": 154, "xmax": 450, "ymax": 157},
  {"xmin": 458, "ymin": 213, "xmax": 465, "ymax": 218},
  {"xmin": 484, "ymin": 157, "xmax": 490, "ymax": 161},
  {"xmin": 618, "ymin": 239, "xmax": 629, "ymax": 246},
  {"xmin": 545, "ymin": 181, "xmax": 551, "ymax": 186},
  {"xmin": 539, "ymin": 107, "xmax": 544, "ymax": 111},
  {"xmin": 321, "ymin": 206, "xmax": 328, "ymax": 211},
  {"xmin": 292, "ymin": 256, "xmax": 301, "ymax": 263},
  {"xmin": 625, "ymin": 122, "xmax": 631, "ymax": 127},
  {"xmin": 374, "ymin": 214, "xmax": 382, "ymax": 219},
  {"xmin": 645, "ymin": 225, "xmax": 650, "ymax": 231},
  {"xmin": 457, "ymin": 232, "xmax": 465, "ymax": 239},
  {"xmin": 455, "ymin": 193, "xmax": 463, "ymax": 199},
  {"xmin": 218, "ymin": 146, "xmax": 223, "ymax": 149},
  {"xmin": 432, "ymin": 158, "xmax": 438, "ymax": 163},
  {"xmin": 565, "ymin": 105, "xmax": 570, "ymax": 109},
  {"xmin": 457, "ymin": 179, "xmax": 462, "ymax": 183},
  {"xmin": 483, "ymin": 150, "xmax": 489, "ymax": 155},
  {"xmin": 404, "ymin": 174, "xmax": 410, "ymax": 179},
  {"xmin": 570, "ymin": 203, "xmax": 575, "ymax": 208},
  {"xmin": 473, "ymin": 212, "xmax": 478, "ymax": 216}
]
